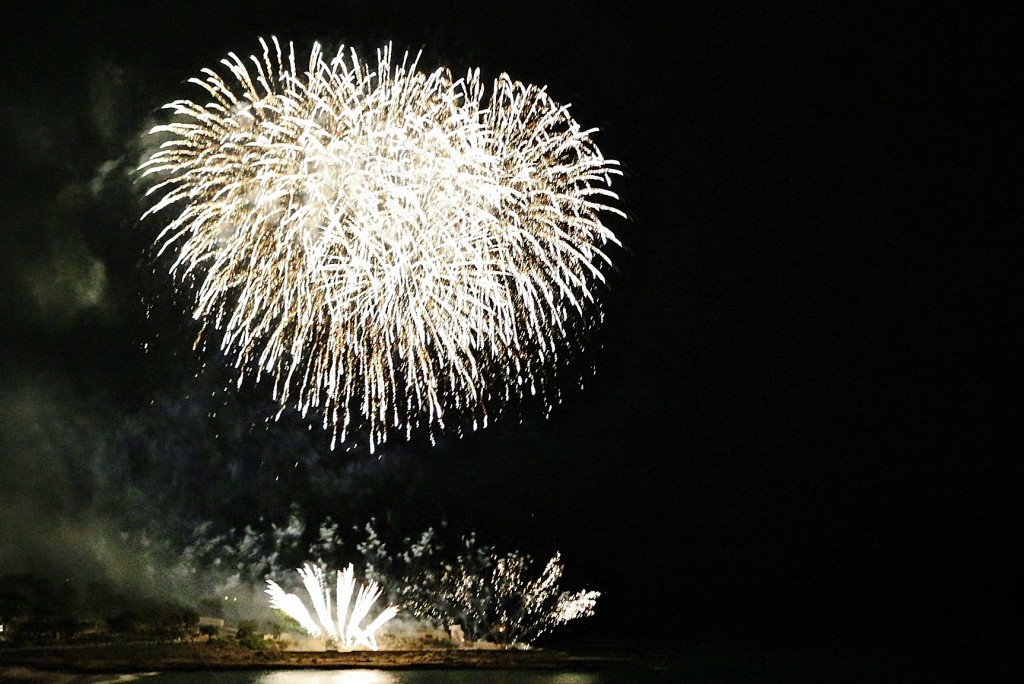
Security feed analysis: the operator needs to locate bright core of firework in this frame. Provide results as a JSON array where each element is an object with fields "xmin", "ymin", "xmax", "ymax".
[
  {"xmin": 266, "ymin": 563, "xmax": 398, "ymax": 650},
  {"xmin": 141, "ymin": 37, "xmax": 623, "ymax": 451}
]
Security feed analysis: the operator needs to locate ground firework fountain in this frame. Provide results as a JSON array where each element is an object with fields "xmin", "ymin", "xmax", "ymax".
[{"xmin": 266, "ymin": 563, "xmax": 398, "ymax": 650}]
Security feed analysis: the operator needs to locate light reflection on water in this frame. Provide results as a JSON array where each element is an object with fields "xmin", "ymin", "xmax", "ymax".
[
  {"xmin": 109, "ymin": 670, "xmax": 620, "ymax": 684},
  {"xmin": 258, "ymin": 672, "xmax": 398, "ymax": 684}
]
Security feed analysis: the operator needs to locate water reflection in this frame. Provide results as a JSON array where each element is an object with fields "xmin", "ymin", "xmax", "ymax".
[
  {"xmin": 258, "ymin": 671, "xmax": 399, "ymax": 684},
  {"xmin": 106, "ymin": 669, "xmax": 621, "ymax": 683},
  {"xmin": 251, "ymin": 671, "xmax": 606, "ymax": 684},
  {"xmin": 544, "ymin": 676, "xmax": 606, "ymax": 684}
]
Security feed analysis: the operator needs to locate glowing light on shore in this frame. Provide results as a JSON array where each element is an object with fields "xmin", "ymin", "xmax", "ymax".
[
  {"xmin": 266, "ymin": 563, "xmax": 398, "ymax": 650},
  {"xmin": 140, "ymin": 37, "xmax": 622, "ymax": 451}
]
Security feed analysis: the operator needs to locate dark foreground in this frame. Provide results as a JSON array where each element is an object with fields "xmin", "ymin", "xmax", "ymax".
[
  {"xmin": 0, "ymin": 642, "xmax": 647, "ymax": 682},
  {"xmin": 4, "ymin": 641, "xmax": 1020, "ymax": 682}
]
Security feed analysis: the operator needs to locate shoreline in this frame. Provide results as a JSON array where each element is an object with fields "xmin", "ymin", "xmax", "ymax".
[{"xmin": 0, "ymin": 643, "xmax": 641, "ymax": 680}]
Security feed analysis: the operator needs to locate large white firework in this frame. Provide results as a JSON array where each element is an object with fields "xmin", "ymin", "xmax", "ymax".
[
  {"xmin": 266, "ymin": 563, "xmax": 398, "ymax": 650},
  {"xmin": 141, "ymin": 37, "xmax": 623, "ymax": 451}
]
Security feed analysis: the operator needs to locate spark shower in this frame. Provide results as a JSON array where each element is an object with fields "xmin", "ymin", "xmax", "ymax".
[
  {"xmin": 141, "ymin": 37, "xmax": 623, "ymax": 451},
  {"xmin": 266, "ymin": 563, "xmax": 398, "ymax": 650}
]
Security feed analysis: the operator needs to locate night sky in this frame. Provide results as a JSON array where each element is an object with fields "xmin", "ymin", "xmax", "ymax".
[{"xmin": 1, "ymin": 0, "xmax": 1019, "ymax": 671}]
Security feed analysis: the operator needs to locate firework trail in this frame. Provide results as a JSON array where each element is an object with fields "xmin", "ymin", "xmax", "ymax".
[{"xmin": 141, "ymin": 37, "xmax": 623, "ymax": 451}]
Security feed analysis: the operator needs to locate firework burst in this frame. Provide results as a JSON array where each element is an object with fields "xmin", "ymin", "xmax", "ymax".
[
  {"xmin": 141, "ymin": 37, "xmax": 623, "ymax": 451},
  {"xmin": 266, "ymin": 563, "xmax": 398, "ymax": 650}
]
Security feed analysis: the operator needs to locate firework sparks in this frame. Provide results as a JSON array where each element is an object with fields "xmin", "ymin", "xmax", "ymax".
[
  {"xmin": 266, "ymin": 563, "xmax": 398, "ymax": 650},
  {"xmin": 141, "ymin": 37, "xmax": 623, "ymax": 451}
]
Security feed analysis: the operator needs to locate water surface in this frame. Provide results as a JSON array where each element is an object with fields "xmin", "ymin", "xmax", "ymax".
[{"xmin": 84, "ymin": 669, "xmax": 668, "ymax": 684}]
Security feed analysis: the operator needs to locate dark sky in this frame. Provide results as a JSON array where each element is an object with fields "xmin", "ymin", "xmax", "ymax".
[{"xmin": 1, "ymin": 0, "xmax": 1019, "ymax": 666}]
